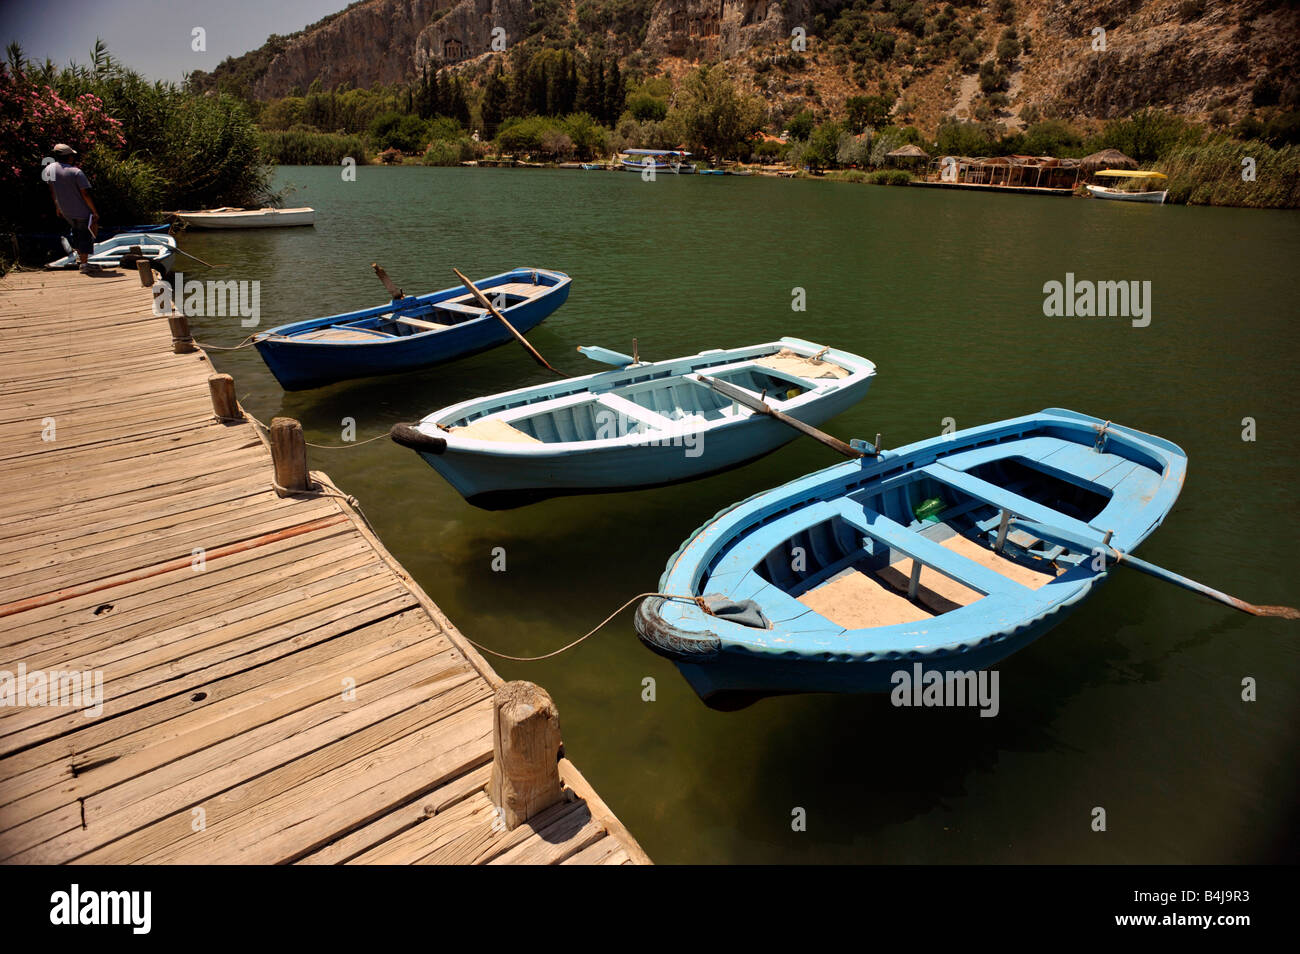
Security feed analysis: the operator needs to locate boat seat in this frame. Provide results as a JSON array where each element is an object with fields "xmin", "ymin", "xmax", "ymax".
[
  {"xmin": 450, "ymin": 417, "xmax": 542, "ymax": 444},
  {"xmin": 296, "ymin": 326, "xmax": 396, "ymax": 342},
  {"xmin": 594, "ymin": 393, "xmax": 677, "ymax": 432},
  {"xmin": 920, "ymin": 464, "xmax": 1101, "ymax": 543},
  {"xmin": 396, "ymin": 317, "xmax": 452, "ymax": 332},
  {"xmin": 488, "ymin": 282, "xmax": 545, "ymax": 298},
  {"xmin": 436, "ymin": 301, "xmax": 489, "ymax": 316},
  {"xmin": 836, "ymin": 502, "xmax": 1033, "ymax": 597},
  {"xmin": 755, "ymin": 349, "xmax": 849, "ymax": 380}
]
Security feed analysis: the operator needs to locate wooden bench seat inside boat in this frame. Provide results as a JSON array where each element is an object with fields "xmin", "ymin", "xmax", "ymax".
[
  {"xmin": 796, "ymin": 532, "xmax": 1058, "ymax": 629},
  {"xmin": 396, "ymin": 316, "xmax": 453, "ymax": 331},
  {"xmin": 488, "ymin": 281, "xmax": 546, "ymax": 298},
  {"xmin": 443, "ymin": 282, "xmax": 543, "ymax": 309},
  {"xmin": 449, "ymin": 417, "xmax": 543, "ymax": 444},
  {"xmin": 755, "ymin": 348, "xmax": 849, "ymax": 380},
  {"xmin": 435, "ymin": 301, "xmax": 488, "ymax": 316},
  {"xmin": 296, "ymin": 326, "xmax": 396, "ymax": 342}
]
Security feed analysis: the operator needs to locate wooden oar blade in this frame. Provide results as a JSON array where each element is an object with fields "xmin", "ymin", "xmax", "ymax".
[
  {"xmin": 1239, "ymin": 602, "xmax": 1300, "ymax": 620},
  {"xmin": 371, "ymin": 262, "xmax": 404, "ymax": 299},
  {"xmin": 1008, "ymin": 518, "xmax": 1299, "ymax": 621}
]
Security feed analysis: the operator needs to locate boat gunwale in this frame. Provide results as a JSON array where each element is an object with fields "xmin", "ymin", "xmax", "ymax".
[
  {"xmin": 254, "ymin": 267, "xmax": 571, "ymax": 346},
  {"xmin": 47, "ymin": 231, "xmax": 178, "ymax": 269},
  {"xmin": 641, "ymin": 409, "xmax": 1187, "ymax": 661},
  {"xmin": 413, "ymin": 338, "xmax": 877, "ymax": 456}
]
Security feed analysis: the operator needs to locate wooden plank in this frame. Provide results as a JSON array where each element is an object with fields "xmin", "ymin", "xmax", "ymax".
[{"xmin": 0, "ymin": 270, "xmax": 649, "ymax": 866}]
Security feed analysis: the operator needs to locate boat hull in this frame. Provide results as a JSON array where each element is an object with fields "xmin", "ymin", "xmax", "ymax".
[
  {"xmin": 177, "ymin": 208, "xmax": 316, "ymax": 228},
  {"xmin": 46, "ymin": 232, "xmax": 177, "ymax": 272},
  {"xmin": 635, "ymin": 409, "xmax": 1187, "ymax": 705},
  {"xmin": 1086, "ymin": 184, "xmax": 1167, "ymax": 203},
  {"xmin": 620, "ymin": 160, "xmax": 696, "ymax": 174},
  {"xmin": 416, "ymin": 376, "xmax": 873, "ymax": 508},
  {"xmin": 644, "ymin": 585, "xmax": 1093, "ymax": 705},
  {"xmin": 253, "ymin": 268, "xmax": 570, "ymax": 390}
]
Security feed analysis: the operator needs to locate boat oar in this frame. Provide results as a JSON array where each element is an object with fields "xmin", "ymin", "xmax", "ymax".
[
  {"xmin": 371, "ymin": 262, "xmax": 404, "ymax": 300},
  {"xmin": 692, "ymin": 373, "xmax": 867, "ymax": 460},
  {"xmin": 1009, "ymin": 517, "xmax": 1299, "ymax": 620},
  {"xmin": 451, "ymin": 267, "xmax": 563, "ymax": 375}
]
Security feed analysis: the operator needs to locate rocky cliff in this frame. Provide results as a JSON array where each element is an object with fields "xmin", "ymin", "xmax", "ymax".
[
  {"xmin": 200, "ymin": 0, "xmax": 1299, "ymax": 132},
  {"xmin": 249, "ymin": 0, "xmax": 533, "ymax": 98}
]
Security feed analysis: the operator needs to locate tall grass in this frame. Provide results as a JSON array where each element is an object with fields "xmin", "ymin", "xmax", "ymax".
[
  {"xmin": 257, "ymin": 129, "xmax": 366, "ymax": 165},
  {"xmin": 1161, "ymin": 139, "xmax": 1300, "ymax": 208}
]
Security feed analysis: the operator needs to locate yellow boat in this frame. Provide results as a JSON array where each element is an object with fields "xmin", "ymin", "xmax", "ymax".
[{"xmin": 1085, "ymin": 169, "xmax": 1168, "ymax": 204}]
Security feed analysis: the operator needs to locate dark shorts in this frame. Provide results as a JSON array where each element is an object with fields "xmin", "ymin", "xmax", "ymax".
[{"xmin": 66, "ymin": 218, "xmax": 94, "ymax": 255}]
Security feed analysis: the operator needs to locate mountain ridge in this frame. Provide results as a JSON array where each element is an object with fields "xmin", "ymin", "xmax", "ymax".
[{"xmin": 189, "ymin": 0, "xmax": 1300, "ymax": 135}]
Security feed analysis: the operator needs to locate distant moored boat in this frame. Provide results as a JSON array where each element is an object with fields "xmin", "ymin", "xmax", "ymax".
[
  {"xmin": 620, "ymin": 149, "xmax": 696, "ymax": 174},
  {"xmin": 175, "ymin": 207, "xmax": 316, "ymax": 229},
  {"xmin": 1085, "ymin": 170, "xmax": 1168, "ymax": 204}
]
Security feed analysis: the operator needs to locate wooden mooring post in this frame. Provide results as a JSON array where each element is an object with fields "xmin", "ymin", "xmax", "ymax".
[
  {"xmin": 207, "ymin": 373, "xmax": 239, "ymax": 422},
  {"xmin": 135, "ymin": 258, "xmax": 153, "ymax": 287},
  {"xmin": 167, "ymin": 311, "xmax": 195, "ymax": 354},
  {"xmin": 269, "ymin": 417, "xmax": 310, "ymax": 495},
  {"xmin": 489, "ymin": 681, "xmax": 564, "ymax": 830}
]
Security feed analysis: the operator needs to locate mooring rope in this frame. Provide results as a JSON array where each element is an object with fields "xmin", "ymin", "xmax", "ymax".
[
  {"xmin": 243, "ymin": 411, "xmax": 389, "ymax": 449},
  {"xmin": 461, "ymin": 592, "xmax": 707, "ymax": 662},
  {"xmin": 239, "ymin": 407, "xmax": 703, "ymax": 660},
  {"xmin": 194, "ymin": 332, "xmax": 295, "ymax": 351}
]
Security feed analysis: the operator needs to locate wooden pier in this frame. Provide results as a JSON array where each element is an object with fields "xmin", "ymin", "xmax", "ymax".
[{"xmin": 0, "ymin": 269, "xmax": 648, "ymax": 865}]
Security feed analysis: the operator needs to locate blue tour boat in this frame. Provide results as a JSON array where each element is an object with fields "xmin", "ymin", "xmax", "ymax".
[
  {"xmin": 252, "ymin": 267, "xmax": 571, "ymax": 390},
  {"xmin": 635, "ymin": 409, "xmax": 1187, "ymax": 706},
  {"xmin": 390, "ymin": 338, "xmax": 876, "ymax": 509}
]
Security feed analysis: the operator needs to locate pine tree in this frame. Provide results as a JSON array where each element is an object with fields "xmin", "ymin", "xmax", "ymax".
[
  {"xmin": 430, "ymin": 69, "xmax": 443, "ymax": 118},
  {"xmin": 450, "ymin": 76, "xmax": 471, "ymax": 127},
  {"xmin": 575, "ymin": 54, "xmax": 599, "ymax": 117},
  {"xmin": 482, "ymin": 70, "xmax": 508, "ymax": 134},
  {"xmin": 603, "ymin": 58, "xmax": 624, "ymax": 126}
]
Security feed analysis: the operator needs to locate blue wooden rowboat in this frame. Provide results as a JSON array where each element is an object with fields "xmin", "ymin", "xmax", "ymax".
[
  {"xmin": 252, "ymin": 267, "xmax": 570, "ymax": 390},
  {"xmin": 390, "ymin": 338, "xmax": 876, "ymax": 509},
  {"xmin": 635, "ymin": 409, "xmax": 1186, "ymax": 707}
]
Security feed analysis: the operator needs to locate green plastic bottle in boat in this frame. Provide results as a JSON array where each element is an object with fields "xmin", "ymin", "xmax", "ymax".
[{"xmin": 913, "ymin": 496, "xmax": 945, "ymax": 523}]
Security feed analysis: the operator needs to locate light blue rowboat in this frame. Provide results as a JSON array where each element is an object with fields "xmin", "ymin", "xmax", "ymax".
[
  {"xmin": 635, "ymin": 409, "xmax": 1187, "ymax": 707},
  {"xmin": 46, "ymin": 231, "xmax": 178, "ymax": 272},
  {"xmin": 252, "ymin": 267, "xmax": 571, "ymax": 390},
  {"xmin": 390, "ymin": 338, "xmax": 877, "ymax": 509}
]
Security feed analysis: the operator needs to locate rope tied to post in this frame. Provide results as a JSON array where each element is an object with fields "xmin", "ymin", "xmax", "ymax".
[{"xmin": 243, "ymin": 411, "xmax": 390, "ymax": 448}]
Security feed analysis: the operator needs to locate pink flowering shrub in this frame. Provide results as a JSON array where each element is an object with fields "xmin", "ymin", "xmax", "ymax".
[
  {"xmin": 0, "ymin": 68, "xmax": 125, "ymax": 182},
  {"xmin": 1, "ymin": 53, "xmax": 271, "ymax": 238}
]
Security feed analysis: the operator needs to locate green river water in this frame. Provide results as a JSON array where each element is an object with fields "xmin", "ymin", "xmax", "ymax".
[{"xmin": 180, "ymin": 165, "xmax": 1299, "ymax": 864}]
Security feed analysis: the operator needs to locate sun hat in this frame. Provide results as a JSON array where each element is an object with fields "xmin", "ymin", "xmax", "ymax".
[{"xmin": 52, "ymin": 143, "xmax": 77, "ymax": 157}]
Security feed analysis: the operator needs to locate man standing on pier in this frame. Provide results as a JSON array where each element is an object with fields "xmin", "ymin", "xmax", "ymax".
[{"xmin": 45, "ymin": 144, "xmax": 101, "ymax": 273}]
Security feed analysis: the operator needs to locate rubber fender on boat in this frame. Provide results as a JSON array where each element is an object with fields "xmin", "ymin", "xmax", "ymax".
[{"xmin": 390, "ymin": 422, "xmax": 447, "ymax": 454}]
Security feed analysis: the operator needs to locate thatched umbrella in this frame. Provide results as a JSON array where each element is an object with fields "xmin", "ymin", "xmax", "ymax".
[
  {"xmin": 1079, "ymin": 148, "xmax": 1137, "ymax": 177},
  {"xmin": 886, "ymin": 143, "xmax": 930, "ymax": 171},
  {"xmin": 887, "ymin": 143, "xmax": 930, "ymax": 161}
]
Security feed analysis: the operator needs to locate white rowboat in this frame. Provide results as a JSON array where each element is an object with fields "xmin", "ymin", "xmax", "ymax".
[{"xmin": 175, "ymin": 207, "xmax": 315, "ymax": 229}]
